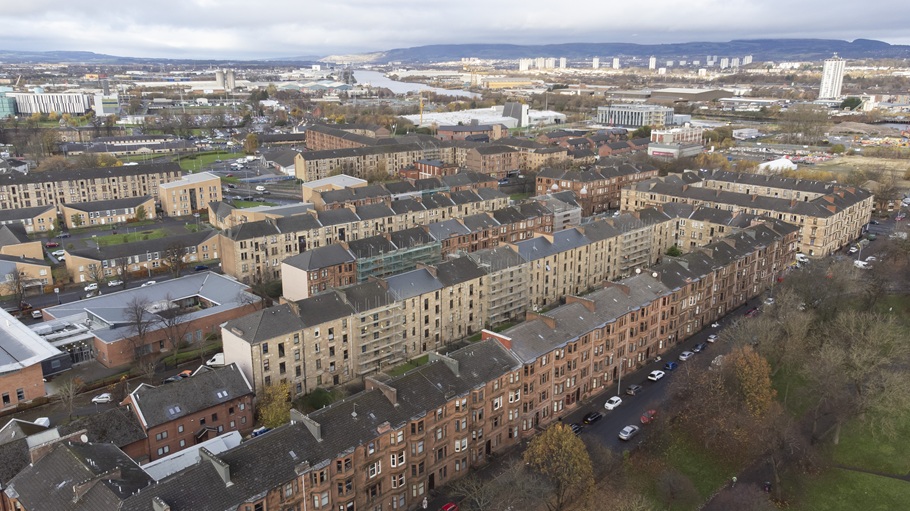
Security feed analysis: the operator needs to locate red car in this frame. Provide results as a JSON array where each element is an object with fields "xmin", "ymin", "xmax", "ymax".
[
  {"xmin": 640, "ymin": 409, "xmax": 658, "ymax": 424},
  {"xmin": 440, "ymin": 504, "xmax": 459, "ymax": 511},
  {"xmin": 46, "ymin": 241, "xmax": 60, "ymax": 248}
]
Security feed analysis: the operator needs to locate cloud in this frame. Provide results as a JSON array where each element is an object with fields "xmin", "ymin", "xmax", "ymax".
[{"xmin": 1, "ymin": 0, "xmax": 908, "ymax": 59}]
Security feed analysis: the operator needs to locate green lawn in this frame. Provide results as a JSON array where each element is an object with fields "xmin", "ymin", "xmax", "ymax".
[
  {"xmin": 832, "ymin": 410, "xmax": 910, "ymax": 475},
  {"xmin": 177, "ymin": 151, "xmax": 235, "ymax": 172},
  {"xmin": 662, "ymin": 434, "xmax": 734, "ymax": 499},
  {"xmin": 509, "ymin": 192, "xmax": 532, "ymax": 201},
  {"xmin": 233, "ymin": 200, "xmax": 278, "ymax": 208},
  {"xmin": 797, "ymin": 468, "xmax": 909, "ymax": 511},
  {"xmin": 771, "ymin": 366, "xmax": 814, "ymax": 417},
  {"xmin": 94, "ymin": 229, "xmax": 166, "ymax": 246}
]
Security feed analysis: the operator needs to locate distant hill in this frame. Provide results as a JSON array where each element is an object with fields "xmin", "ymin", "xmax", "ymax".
[
  {"xmin": 323, "ymin": 39, "xmax": 910, "ymax": 64},
  {"xmin": 0, "ymin": 50, "xmax": 320, "ymax": 65}
]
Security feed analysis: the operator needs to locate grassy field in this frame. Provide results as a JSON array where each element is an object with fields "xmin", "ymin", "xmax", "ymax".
[
  {"xmin": 177, "ymin": 151, "xmax": 236, "ymax": 172},
  {"xmin": 814, "ymin": 155, "xmax": 910, "ymax": 187},
  {"xmin": 94, "ymin": 229, "xmax": 167, "ymax": 246},
  {"xmin": 832, "ymin": 411, "xmax": 910, "ymax": 475},
  {"xmin": 796, "ymin": 469, "xmax": 908, "ymax": 511},
  {"xmin": 662, "ymin": 435, "xmax": 735, "ymax": 499}
]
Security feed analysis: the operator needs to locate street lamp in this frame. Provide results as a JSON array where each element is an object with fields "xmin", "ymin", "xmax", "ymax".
[{"xmin": 616, "ymin": 357, "xmax": 627, "ymax": 396}]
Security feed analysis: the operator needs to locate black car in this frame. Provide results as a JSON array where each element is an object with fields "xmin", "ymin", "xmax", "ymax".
[
  {"xmin": 625, "ymin": 384, "xmax": 643, "ymax": 396},
  {"xmin": 569, "ymin": 423, "xmax": 583, "ymax": 435},
  {"xmin": 194, "ymin": 265, "xmax": 209, "ymax": 272},
  {"xmin": 583, "ymin": 411, "xmax": 603, "ymax": 424},
  {"xmin": 692, "ymin": 342, "xmax": 707, "ymax": 353},
  {"xmin": 57, "ymin": 232, "xmax": 71, "ymax": 238}
]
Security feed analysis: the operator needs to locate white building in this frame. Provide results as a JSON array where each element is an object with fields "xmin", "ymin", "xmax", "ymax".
[
  {"xmin": 593, "ymin": 57, "xmax": 600, "ymax": 69},
  {"xmin": 612, "ymin": 58, "xmax": 620, "ymax": 69},
  {"xmin": 819, "ymin": 55, "xmax": 846, "ymax": 100},
  {"xmin": 596, "ymin": 103, "xmax": 674, "ymax": 127},
  {"xmin": 7, "ymin": 92, "xmax": 91, "ymax": 114},
  {"xmin": 559, "ymin": 57, "xmax": 567, "ymax": 69},
  {"xmin": 649, "ymin": 56, "xmax": 657, "ymax": 70}
]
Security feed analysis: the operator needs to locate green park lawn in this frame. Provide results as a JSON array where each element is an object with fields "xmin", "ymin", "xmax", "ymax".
[
  {"xmin": 94, "ymin": 229, "xmax": 167, "ymax": 246},
  {"xmin": 177, "ymin": 151, "xmax": 235, "ymax": 172},
  {"xmin": 797, "ymin": 468, "xmax": 908, "ymax": 511},
  {"xmin": 832, "ymin": 410, "xmax": 910, "ymax": 475}
]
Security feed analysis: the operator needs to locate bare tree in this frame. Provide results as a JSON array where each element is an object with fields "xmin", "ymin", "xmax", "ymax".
[
  {"xmin": 157, "ymin": 294, "xmax": 193, "ymax": 369},
  {"xmin": 3, "ymin": 269, "xmax": 27, "ymax": 310},
  {"xmin": 113, "ymin": 257, "xmax": 131, "ymax": 289},
  {"xmin": 163, "ymin": 242, "xmax": 188, "ymax": 278},
  {"xmin": 57, "ymin": 377, "xmax": 84, "ymax": 418},
  {"xmin": 84, "ymin": 262, "xmax": 106, "ymax": 290},
  {"xmin": 123, "ymin": 296, "xmax": 157, "ymax": 362}
]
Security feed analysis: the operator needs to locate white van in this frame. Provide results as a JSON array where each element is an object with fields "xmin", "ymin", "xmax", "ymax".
[
  {"xmin": 255, "ymin": 185, "xmax": 266, "ymax": 192},
  {"xmin": 796, "ymin": 253, "xmax": 809, "ymax": 264},
  {"xmin": 206, "ymin": 353, "xmax": 225, "ymax": 367},
  {"xmin": 853, "ymin": 260, "xmax": 870, "ymax": 270}
]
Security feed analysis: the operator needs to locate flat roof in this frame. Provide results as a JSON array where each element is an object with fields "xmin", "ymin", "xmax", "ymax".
[{"xmin": 0, "ymin": 309, "xmax": 61, "ymax": 372}]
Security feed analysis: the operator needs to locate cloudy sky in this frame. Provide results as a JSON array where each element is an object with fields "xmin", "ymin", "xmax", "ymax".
[{"xmin": 2, "ymin": 0, "xmax": 908, "ymax": 59}]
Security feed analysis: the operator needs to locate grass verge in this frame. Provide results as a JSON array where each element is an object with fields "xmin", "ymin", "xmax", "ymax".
[
  {"xmin": 832, "ymin": 410, "xmax": 910, "ymax": 475},
  {"xmin": 796, "ymin": 468, "xmax": 908, "ymax": 511},
  {"xmin": 385, "ymin": 355, "xmax": 430, "ymax": 377},
  {"xmin": 95, "ymin": 229, "xmax": 166, "ymax": 246}
]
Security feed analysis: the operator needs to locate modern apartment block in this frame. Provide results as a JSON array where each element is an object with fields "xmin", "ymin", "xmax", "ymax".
[
  {"xmin": 621, "ymin": 171, "xmax": 874, "ymax": 256},
  {"xmin": 158, "ymin": 171, "xmax": 222, "ymax": 217},
  {"xmin": 596, "ymin": 103, "xmax": 674, "ymax": 127},
  {"xmin": 0, "ymin": 163, "xmax": 183, "ymax": 213},
  {"xmin": 0, "ymin": 205, "xmax": 57, "ymax": 234}
]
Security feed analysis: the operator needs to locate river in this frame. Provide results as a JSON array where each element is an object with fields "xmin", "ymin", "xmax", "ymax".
[{"xmin": 352, "ymin": 70, "xmax": 477, "ymax": 98}]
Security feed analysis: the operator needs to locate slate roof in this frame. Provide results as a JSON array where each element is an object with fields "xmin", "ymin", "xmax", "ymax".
[
  {"xmin": 6, "ymin": 442, "xmax": 153, "ymax": 511},
  {"xmin": 0, "ymin": 223, "xmax": 32, "ymax": 246},
  {"xmin": 59, "ymin": 407, "xmax": 148, "ymax": 448},
  {"xmin": 427, "ymin": 219, "xmax": 470, "ymax": 240},
  {"xmin": 468, "ymin": 246, "xmax": 526, "ymax": 272},
  {"xmin": 383, "ymin": 181, "xmax": 417, "ymax": 195},
  {"xmin": 385, "ymin": 268, "xmax": 443, "ymax": 300},
  {"xmin": 64, "ymin": 196, "xmax": 152, "ymax": 213},
  {"xmin": 316, "ymin": 208, "xmax": 359, "ymax": 226},
  {"xmin": 355, "ymin": 203, "xmax": 395, "ymax": 220},
  {"xmin": 389, "ymin": 198, "xmax": 427, "ymax": 214},
  {"xmin": 129, "ymin": 364, "xmax": 253, "ymax": 430},
  {"xmin": 283, "ymin": 244, "xmax": 355, "ymax": 271},
  {"xmin": 0, "ymin": 162, "xmax": 181, "ymax": 187},
  {"xmin": 296, "ymin": 292, "xmax": 355, "ymax": 327},
  {"xmin": 347, "ymin": 235, "xmax": 396, "ymax": 258},
  {"xmin": 462, "ymin": 213, "xmax": 499, "ymax": 232},
  {"xmin": 223, "ymin": 303, "xmax": 305, "ymax": 345},
  {"xmin": 320, "ymin": 184, "xmax": 391, "ymax": 205},
  {"xmin": 389, "ymin": 227, "xmax": 436, "ymax": 248},
  {"xmin": 470, "ymin": 145, "xmax": 517, "ymax": 155},
  {"xmin": 341, "ymin": 281, "xmax": 395, "ymax": 312},
  {"xmin": 0, "ymin": 204, "xmax": 55, "ymax": 223},
  {"xmin": 434, "ymin": 256, "xmax": 487, "ymax": 287}
]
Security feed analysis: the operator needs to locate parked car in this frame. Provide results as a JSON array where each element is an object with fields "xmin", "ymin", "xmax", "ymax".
[
  {"xmin": 163, "ymin": 374, "xmax": 184, "ymax": 384},
  {"xmin": 583, "ymin": 411, "xmax": 603, "ymax": 424},
  {"xmin": 692, "ymin": 342, "xmax": 707, "ymax": 353},
  {"xmin": 679, "ymin": 351, "xmax": 695, "ymax": 361},
  {"xmin": 45, "ymin": 241, "xmax": 59, "ymax": 248},
  {"xmin": 663, "ymin": 361, "xmax": 678, "ymax": 371},
  {"xmin": 141, "ymin": 281, "xmax": 156, "ymax": 287},
  {"xmin": 194, "ymin": 264, "xmax": 209, "ymax": 271},
  {"xmin": 31, "ymin": 309, "xmax": 43, "ymax": 319},
  {"xmin": 84, "ymin": 290, "xmax": 100, "ymax": 298},
  {"xmin": 618, "ymin": 425, "xmax": 641, "ymax": 441},
  {"xmin": 84, "ymin": 283, "xmax": 99, "ymax": 292},
  {"xmin": 647, "ymin": 370, "xmax": 666, "ymax": 381},
  {"xmin": 177, "ymin": 369, "xmax": 193, "ymax": 378},
  {"xmin": 640, "ymin": 409, "xmax": 658, "ymax": 424},
  {"xmin": 745, "ymin": 307, "xmax": 761, "ymax": 318},
  {"xmin": 625, "ymin": 384, "xmax": 643, "ymax": 396},
  {"xmin": 107, "ymin": 279, "xmax": 123, "ymax": 287},
  {"xmin": 255, "ymin": 185, "xmax": 266, "ymax": 192},
  {"xmin": 707, "ymin": 334, "xmax": 718, "ymax": 343},
  {"xmin": 604, "ymin": 396, "xmax": 623, "ymax": 410},
  {"xmin": 569, "ymin": 423, "xmax": 583, "ymax": 435},
  {"xmin": 440, "ymin": 503, "xmax": 459, "ymax": 511},
  {"xmin": 92, "ymin": 393, "xmax": 113, "ymax": 404},
  {"xmin": 57, "ymin": 232, "xmax": 71, "ymax": 238},
  {"xmin": 51, "ymin": 249, "xmax": 66, "ymax": 257},
  {"xmin": 848, "ymin": 246, "xmax": 858, "ymax": 254}
]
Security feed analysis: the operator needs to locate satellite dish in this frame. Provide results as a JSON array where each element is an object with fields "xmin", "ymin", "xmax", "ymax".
[{"xmin": 550, "ymin": 183, "xmax": 559, "ymax": 191}]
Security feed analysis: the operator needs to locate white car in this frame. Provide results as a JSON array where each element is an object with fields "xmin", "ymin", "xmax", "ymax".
[
  {"xmin": 604, "ymin": 396, "xmax": 623, "ymax": 410},
  {"xmin": 764, "ymin": 297, "xmax": 775, "ymax": 305},
  {"xmin": 647, "ymin": 370, "xmax": 666, "ymax": 381},
  {"xmin": 853, "ymin": 260, "xmax": 870, "ymax": 270},
  {"xmin": 51, "ymin": 249, "xmax": 65, "ymax": 257},
  {"xmin": 84, "ymin": 283, "xmax": 99, "ymax": 292},
  {"xmin": 865, "ymin": 256, "xmax": 877, "ymax": 263},
  {"xmin": 91, "ymin": 393, "xmax": 112, "ymax": 404},
  {"xmin": 848, "ymin": 246, "xmax": 858, "ymax": 254},
  {"xmin": 707, "ymin": 334, "xmax": 718, "ymax": 343},
  {"xmin": 255, "ymin": 185, "xmax": 266, "ymax": 192},
  {"xmin": 618, "ymin": 424, "xmax": 640, "ymax": 441},
  {"xmin": 141, "ymin": 281, "xmax": 157, "ymax": 287},
  {"xmin": 107, "ymin": 279, "xmax": 124, "ymax": 287},
  {"xmin": 679, "ymin": 351, "xmax": 695, "ymax": 361}
]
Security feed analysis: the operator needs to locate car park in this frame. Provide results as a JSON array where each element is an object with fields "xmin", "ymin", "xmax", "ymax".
[
  {"xmin": 707, "ymin": 334, "xmax": 718, "ymax": 343},
  {"xmin": 625, "ymin": 384, "xmax": 643, "ymax": 396},
  {"xmin": 647, "ymin": 370, "xmax": 665, "ymax": 381},
  {"xmin": 663, "ymin": 361, "xmax": 678, "ymax": 371},
  {"xmin": 618, "ymin": 425, "xmax": 641, "ymax": 441},
  {"xmin": 84, "ymin": 283, "xmax": 98, "ymax": 292},
  {"xmin": 604, "ymin": 396, "xmax": 623, "ymax": 410},
  {"xmin": 583, "ymin": 411, "xmax": 603, "ymax": 424},
  {"xmin": 679, "ymin": 351, "xmax": 695, "ymax": 361},
  {"xmin": 640, "ymin": 409, "xmax": 658, "ymax": 424},
  {"xmin": 92, "ymin": 393, "xmax": 112, "ymax": 404},
  {"xmin": 107, "ymin": 279, "xmax": 123, "ymax": 287},
  {"xmin": 692, "ymin": 343, "xmax": 707, "ymax": 353}
]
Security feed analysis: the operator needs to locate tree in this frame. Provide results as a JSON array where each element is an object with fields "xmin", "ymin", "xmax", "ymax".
[
  {"xmin": 665, "ymin": 245, "xmax": 682, "ymax": 257},
  {"xmin": 113, "ymin": 257, "xmax": 131, "ymax": 289},
  {"xmin": 450, "ymin": 460, "xmax": 547, "ymax": 511},
  {"xmin": 840, "ymin": 97, "xmax": 862, "ymax": 110},
  {"xmin": 257, "ymin": 381, "xmax": 292, "ymax": 428},
  {"xmin": 157, "ymin": 294, "xmax": 192, "ymax": 369},
  {"xmin": 523, "ymin": 422, "xmax": 595, "ymax": 511},
  {"xmin": 135, "ymin": 205, "xmax": 148, "ymax": 222},
  {"xmin": 777, "ymin": 104, "xmax": 829, "ymax": 144},
  {"xmin": 243, "ymin": 133, "xmax": 259, "ymax": 155},
  {"xmin": 35, "ymin": 155, "xmax": 73, "ymax": 173},
  {"xmin": 3, "ymin": 270, "xmax": 27, "ymax": 309},
  {"xmin": 57, "ymin": 377, "xmax": 84, "ymax": 418},
  {"xmin": 631, "ymin": 126, "xmax": 652, "ymax": 139},
  {"xmin": 123, "ymin": 296, "xmax": 157, "ymax": 360},
  {"xmin": 163, "ymin": 242, "xmax": 188, "ymax": 277},
  {"xmin": 727, "ymin": 346, "xmax": 777, "ymax": 418}
]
